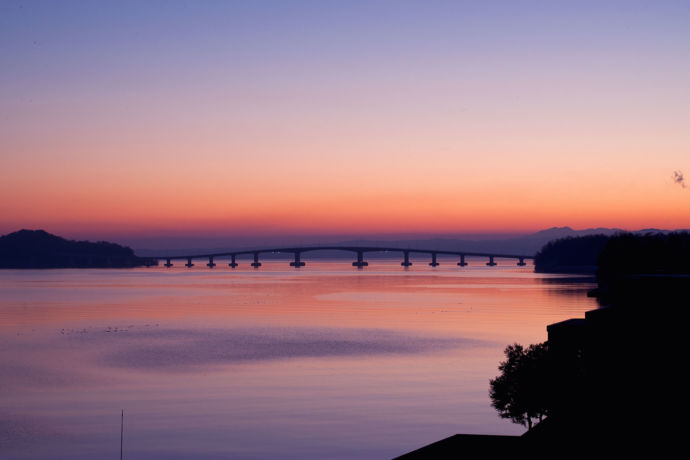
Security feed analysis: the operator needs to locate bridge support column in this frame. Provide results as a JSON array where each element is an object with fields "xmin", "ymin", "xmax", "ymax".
[
  {"xmin": 290, "ymin": 252, "xmax": 305, "ymax": 267},
  {"xmin": 251, "ymin": 252, "xmax": 262, "ymax": 268},
  {"xmin": 486, "ymin": 256, "xmax": 497, "ymax": 266},
  {"xmin": 207, "ymin": 256, "xmax": 216, "ymax": 268},
  {"xmin": 429, "ymin": 253, "xmax": 439, "ymax": 267},
  {"xmin": 401, "ymin": 251, "xmax": 412, "ymax": 267},
  {"xmin": 228, "ymin": 255, "xmax": 238, "ymax": 268},
  {"xmin": 352, "ymin": 251, "xmax": 368, "ymax": 268},
  {"xmin": 457, "ymin": 254, "xmax": 467, "ymax": 267},
  {"xmin": 164, "ymin": 258, "xmax": 173, "ymax": 268},
  {"xmin": 517, "ymin": 257, "xmax": 526, "ymax": 266},
  {"xmin": 185, "ymin": 257, "xmax": 194, "ymax": 268}
]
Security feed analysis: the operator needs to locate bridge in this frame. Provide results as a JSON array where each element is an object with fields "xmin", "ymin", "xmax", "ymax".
[{"xmin": 148, "ymin": 246, "xmax": 534, "ymax": 269}]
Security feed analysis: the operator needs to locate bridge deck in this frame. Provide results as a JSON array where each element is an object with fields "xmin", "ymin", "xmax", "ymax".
[{"xmin": 150, "ymin": 246, "xmax": 534, "ymax": 261}]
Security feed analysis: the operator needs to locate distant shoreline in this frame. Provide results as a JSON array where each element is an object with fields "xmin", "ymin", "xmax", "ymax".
[{"xmin": 0, "ymin": 230, "xmax": 156, "ymax": 269}]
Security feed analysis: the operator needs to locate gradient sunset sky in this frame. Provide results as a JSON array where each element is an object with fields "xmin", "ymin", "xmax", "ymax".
[{"xmin": 2, "ymin": 1, "xmax": 689, "ymax": 245}]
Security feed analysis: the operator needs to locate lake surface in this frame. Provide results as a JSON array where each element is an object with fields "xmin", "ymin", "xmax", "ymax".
[{"xmin": 0, "ymin": 261, "xmax": 597, "ymax": 459}]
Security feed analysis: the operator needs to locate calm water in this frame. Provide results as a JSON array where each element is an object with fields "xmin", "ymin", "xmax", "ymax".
[{"xmin": 0, "ymin": 261, "xmax": 597, "ymax": 459}]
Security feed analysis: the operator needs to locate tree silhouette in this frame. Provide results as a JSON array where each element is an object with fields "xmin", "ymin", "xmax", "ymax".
[{"xmin": 489, "ymin": 342, "xmax": 550, "ymax": 430}]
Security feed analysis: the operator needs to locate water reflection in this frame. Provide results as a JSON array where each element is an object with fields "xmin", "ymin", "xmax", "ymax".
[
  {"xmin": 100, "ymin": 327, "xmax": 482, "ymax": 370},
  {"xmin": 0, "ymin": 262, "xmax": 597, "ymax": 459}
]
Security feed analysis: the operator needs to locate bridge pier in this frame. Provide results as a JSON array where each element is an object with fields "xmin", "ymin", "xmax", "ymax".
[
  {"xmin": 352, "ymin": 251, "xmax": 368, "ymax": 268},
  {"xmin": 457, "ymin": 254, "xmax": 468, "ymax": 267},
  {"xmin": 517, "ymin": 257, "xmax": 526, "ymax": 266},
  {"xmin": 486, "ymin": 256, "xmax": 497, "ymax": 266},
  {"xmin": 228, "ymin": 254, "xmax": 238, "ymax": 268},
  {"xmin": 429, "ymin": 252, "xmax": 439, "ymax": 267},
  {"xmin": 164, "ymin": 258, "xmax": 173, "ymax": 268},
  {"xmin": 290, "ymin": 251, "xmax": 305, "ymax": 267},
  {"xmin": 185, "ymin": 257, "xmax": 194, "ymax": 268},
  {"xmin": 251, "ymin": 252, "xmax": 262, "ymax": 268},
  {"xmin": 207, "ymin": 256, "xmax": 216, "ymax": 268},
  {"xmin": 401, "ymin": 251, "xmax": 412, "ymax": 267}
]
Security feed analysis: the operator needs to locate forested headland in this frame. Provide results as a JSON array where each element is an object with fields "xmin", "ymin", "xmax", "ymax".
[
  {"xmin": 534, "ymin": 231, "xmax": 690, "ymax": 275},
  {"xmin": 0, "ymin": 229, "xmax": 156, "ymax": 268}
]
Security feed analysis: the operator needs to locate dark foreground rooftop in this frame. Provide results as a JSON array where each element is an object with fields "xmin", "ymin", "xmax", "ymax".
[{"xmin": 394, "ymin": 434, "xmax": 522, "ymax": 459}]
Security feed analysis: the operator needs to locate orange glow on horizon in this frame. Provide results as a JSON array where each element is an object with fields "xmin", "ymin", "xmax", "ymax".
[{"xmin": 2, "ymin": 3, "xmax": 689, "ymax": 239}]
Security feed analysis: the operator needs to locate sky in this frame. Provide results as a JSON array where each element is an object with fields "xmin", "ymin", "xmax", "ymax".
[{"xmin": 1, "ymin": 1, "xmax": 689, "ymax": 246}]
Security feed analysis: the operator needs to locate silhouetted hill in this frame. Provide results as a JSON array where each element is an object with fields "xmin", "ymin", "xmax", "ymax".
[
  {"xmin": 534, "ymin": 234, "xmax": 611, "ymax": 273},
  {"xmin": 593, "ymin": 231, "xmax": 690, "ymax": 304},
  {"xmin": 597, "ymin": 231, "xmax": 690, "ymax": 279},
  {"xmin": 534, "ymin": 231, "xmax": 690, "ymax": 274},
  {"xmin": 0, "ymin": 230, "xmax": 157, "ymax": 268}
]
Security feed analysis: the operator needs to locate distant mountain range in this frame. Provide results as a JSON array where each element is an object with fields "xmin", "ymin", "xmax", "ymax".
[{"xmin": 132, "ymin": 227, "xmax": 686, "ymax": 258}]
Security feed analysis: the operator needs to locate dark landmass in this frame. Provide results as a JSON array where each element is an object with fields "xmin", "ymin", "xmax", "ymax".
[
  {"xmin": 597, "ymin": 231, "xmax": 690, "ymax": 279},
  {"xmin": 0, "ymin": 230, "xmax": 157, "ymax": 268},
  {"xmin": 534, "ymin": 231, "xmax": 690, "ymax": 275},
  {"xmin": 397, "ymin": 233, "xmax": 689, "ymax": 457},
  {"xmin": 534, "ymin": 234, "xmax": 611, "ymax": 273},
  {"xmin": 592, "ymin": 231, "xmax": 690, "ymax": 302}
]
